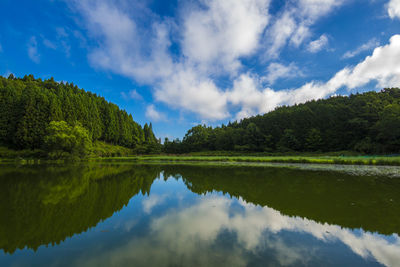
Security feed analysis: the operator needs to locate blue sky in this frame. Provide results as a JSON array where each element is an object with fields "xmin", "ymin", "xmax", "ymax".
[{"xmin": 1, "ymin": 0, "xmax": 400, "ymax": 139}]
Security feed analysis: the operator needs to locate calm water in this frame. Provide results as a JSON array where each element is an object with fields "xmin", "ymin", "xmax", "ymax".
[{"xmin": 1, "ymin": 163, "xmax": 400, "ymax": 267}]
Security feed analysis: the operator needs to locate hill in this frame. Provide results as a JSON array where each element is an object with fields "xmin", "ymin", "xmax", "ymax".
[
  {"xmin": 164, "ymin": 88, "xmax": 400, "ymax": 154},
  {"xmin": 0, "ymin": 74, "xmax": 159, "ymax": 157}
]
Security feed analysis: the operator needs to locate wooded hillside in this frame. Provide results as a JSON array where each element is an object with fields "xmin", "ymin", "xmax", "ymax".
[
  {"xmin": 0, "ymin": 74, "xmax": 158, "ymax": 155},
  {"xmin": 164, "ymin": 88, "xmax": 400, "ymax": 154}
]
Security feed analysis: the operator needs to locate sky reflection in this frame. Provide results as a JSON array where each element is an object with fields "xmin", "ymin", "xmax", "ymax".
[
  {"xmin": 72, "ymin": 176, "xmax": 398, "ymax": 267},
  {"xmin": 1, "ymin": 166, "xmax": 399, "ymax": 267}
]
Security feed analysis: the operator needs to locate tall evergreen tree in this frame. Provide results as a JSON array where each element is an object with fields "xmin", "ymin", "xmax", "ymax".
[{"xmin": 0, "ymin": 75, "xmax": 157, "ymax": 151}]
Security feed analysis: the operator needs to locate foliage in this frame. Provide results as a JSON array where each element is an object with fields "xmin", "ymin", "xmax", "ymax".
[
  {"xmin": 129, "ymin": 155, "xmax": 400, "ymax": 166},
  {"xmin": 44, "ymin": 121, "xmax": 92, "ymax": 159},
  {"xmin": 163, "ymin": 88, "xmax": 400, "ymax": 154},
  {"xmin": 91, "ymin": 141, "xmax": 134, "ymax": 157},
  {"xmin": 0, "ymin": 146, "xmax": 45, "ymax": 159},
  {"xmin": 0, "ymin": 74, "xmax": 160, "ymax": 155}
]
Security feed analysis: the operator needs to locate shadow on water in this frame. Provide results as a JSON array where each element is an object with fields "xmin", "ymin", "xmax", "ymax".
[{"xmin": 0, "ymin": 163, "xmax": 399, "ymax": 254}]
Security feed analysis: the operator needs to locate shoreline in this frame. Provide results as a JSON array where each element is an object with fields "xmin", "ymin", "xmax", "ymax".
[
  {"xmin": 1, "ymin": 155, "xmax": 400, "ymax": 166},
  {"xmin": 93, "ymin": 155, "xmax": 400, "ymax": 166}
]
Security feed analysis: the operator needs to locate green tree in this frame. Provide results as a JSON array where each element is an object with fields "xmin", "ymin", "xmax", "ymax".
[
  {"xmin": 375, "ymin": 104, "xmax": 400, "ymax": 152},
  {"xmin": 305, "ymin": 128, "xmax": 323, "ymax": 151},
  {"xmin": 44, "ymin": 121, "xmax": 92, "ymax": 158},
  {"xmin": 277, "ymin": 129, "xmax": 300, "ymax": 152}
]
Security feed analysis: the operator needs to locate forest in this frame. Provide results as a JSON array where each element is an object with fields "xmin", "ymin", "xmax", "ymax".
[
  {"xmin": 163, "ymin": 88, "xmax": 400, "ymax": 154},
  {"xmin": 1, "ymin": 74, "xmax": 399, "ymax": 158},
  {"xmin": 0, "ymin": 74, "xmax": 160, "ymax": 158}
]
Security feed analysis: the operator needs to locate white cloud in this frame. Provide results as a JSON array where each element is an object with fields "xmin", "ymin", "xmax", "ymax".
[
  {"xmin": 308, "ymin": 34, "xmax": 329, "ymax": 53},
  {"xmin": 340, "ymin": 34, "xmax": 400, "ymax": 89},
  {"xmin": 121, "ymin": 89, "xmax": 143, "ymax": 101},
  {"xmin": 27, "ymin": 36, "xmax": 40, "ymax": 63},
  {"xmin": 290, "ymin": 24, "xmax": 311, "ymax": 47},
  {"xmin": 265, "ymin": 12, "xmax": 297, "ymax": 57},
  {"xmin": 263, "ymin": 62, "xmax": 302, "ymax": 85},
  {"xmin": 182, "ymin": 0, "xmax": 270, "ymax": 73},
  {"xmin": 70, "ymin": 0, "xmax": 400, "ymax": 122},
  {"xmin": 154, "ymin": 67, "xmax": 229, "ymax": 120},
  {"xmin": 342, "ymin": 38, "xmax": 380, "ymax": 59},
  {"xmin": 265, "ymin": 0, "xmax": 345, "ymax": 58},
  {"xmin": 388, "ymin": 0, "xmax": 400, "ymax": 19},
  {"xmin": 298, "ymin": 0, "xmax": 345, "ymax": 18},
  {"xmin": 69, "ymin": 0, "xmax": 268, "ymax": 120},
  {"xmin": 228, "ymin": 74, "xmax": 275, "ymax": 119},
  {"xmin": 72, "ymin": 0, "xmax": 174, "ymax": 84},
  {"xmin": 225, "ymin": 35, "xmax": 400, "ymax": 119},
  {"xmin": 146, "ymin": 104, "xmax": 167, "ymax": 122}
]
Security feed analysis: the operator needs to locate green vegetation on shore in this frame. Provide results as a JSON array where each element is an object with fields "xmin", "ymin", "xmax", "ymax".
[
  {"xmin": 0, "ymin": 140, "xmax": 137, "ymax": 161},
  {"xmin": 95, "ymin": 154, "xmax": 400, "ymax": 166},
  {"xmin": 0, "ymin": 75, "xmax": 161, "ymax": 158},
  {"xmin": 163, "ymin": 88, "xmax": 400, "ymax": 154},
  {"xmin": 1, "ymin": 75, "xmax": 399, "ymax": 159}
]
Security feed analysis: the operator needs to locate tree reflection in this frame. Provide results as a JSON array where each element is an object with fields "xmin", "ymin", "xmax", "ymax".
[{"xmin": 0, "ymin": 164, "xmax": 160, "ymax": 253}]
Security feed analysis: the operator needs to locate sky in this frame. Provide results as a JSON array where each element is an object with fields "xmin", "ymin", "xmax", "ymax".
[{"xmin": 0, "ymin": 0, "xmax": 400, "ymax": 139}]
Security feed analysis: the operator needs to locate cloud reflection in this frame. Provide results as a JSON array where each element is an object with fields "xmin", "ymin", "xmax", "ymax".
[{"xmin": 76, "ymin": 192, "xmax": 400, "ymax": 267}]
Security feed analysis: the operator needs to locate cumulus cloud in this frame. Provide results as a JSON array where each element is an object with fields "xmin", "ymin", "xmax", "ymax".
[
  {"xmin": 263, "ymin": 62, "xmax": 302, "ymax": 85},
  {"xmin": 226, "ymin": 35, "xmax": 400, "ymax": 118},
  {"xmin": 146, "ymin": 104, "xmax": 166, "ymax": 122},
  {"xmin": 69, "ymin": 0, "xmax": 268, "ymax": 120},
  {"xmin": 182, "ymin": 0, "xmax": 270, "ymax": 74},
  {"xmin": 339, "ymin": 34, "xmax": 400, "ymax": 89},
  {"xmin": 69, "ymin": 0, "xmax": 400, "ymax": 122},
  {"xmin": 342, "ymin": 38, "xmax": 380, "ymax": 59},
  {"xmin": 228, "ymin": 74, "xmax": 283, "ymax": 119},
  {"xmin": 265, "ymin": 0, "xmax": 345, "ymax": 57},
  {"xmin": 265, "ymin": 12, "xmax": 298, "ymax": 57},
  {"xmin": 308, "ymin": 34, "xmax": 329, "ymax": 53},
  {"xmin": 388, "ymin": 0, "xmax": 400, "ymax": 19},
  {"xmin": 27, "ymin": 36, "xmax": 40, "ymax": 63},
  {"xmin": 154, "ymin": 67, "xmax": 229, "ymax": 120}
]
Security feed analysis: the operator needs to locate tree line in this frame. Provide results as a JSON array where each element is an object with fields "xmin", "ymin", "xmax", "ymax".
[
  {"xmin": 0, "ymin": 74, "xmax": 160, "ymax": 157},
  {"xmin": 164, "ymin": 88, "xmax": 400, "ymax": 154}
]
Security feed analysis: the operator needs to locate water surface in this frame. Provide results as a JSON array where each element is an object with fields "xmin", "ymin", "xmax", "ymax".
[{"xmin": 0, "ymin": 163, "xmax": 399, "ymax": 266}]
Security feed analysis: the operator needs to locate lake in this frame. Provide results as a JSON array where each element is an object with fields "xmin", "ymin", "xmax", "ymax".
[{"xmin": 0, "ymin": 163, "xmax": 400, "ymax": 267}]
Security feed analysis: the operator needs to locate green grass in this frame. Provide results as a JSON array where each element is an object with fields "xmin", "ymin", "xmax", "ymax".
[
  {"xmin": 90, "ymin": 141, "xmax": 135, "ymax": 157},
  {"xmin": 0, "ymin": 141, "xmax": 134, "ymax": 161},
  {"xmin": 95, "ymin": 155, "xmax": 400, "ymax": 166},
  {"xmin": 0, "ymin": 146, "xmax": 45, "ymax": 160},
  {"xmin": 2, "ymin": 144, "xmax": 399, "ymax": 166}
]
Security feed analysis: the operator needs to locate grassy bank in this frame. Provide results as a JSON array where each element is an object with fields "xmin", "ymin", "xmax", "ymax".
[
  {"xmin": 0, "ymin": 141, "xmax": 135, "ymax": 161},
  {"xmin": 2, "ymin": 145, "xmax": 399, "ymax": 166},
  {"xmin": 95, "ymin": 155, "xmax": 400, "ymax": 166}
]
